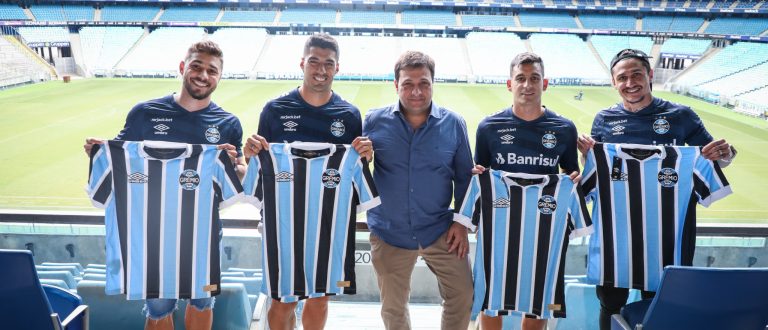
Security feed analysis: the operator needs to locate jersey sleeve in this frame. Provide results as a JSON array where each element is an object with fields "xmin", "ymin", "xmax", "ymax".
[
  {"xmin": 568, "ymin": 184, "xmax": 593, "ymax": 239},
  {"xmin": 257, "ymin": 104, "xmax": 273, "ymax": 142},
  {"xmin": 474, "ymin": 121, "xmax": 492, "ymax": 167},
  {"xmin": 682, "ymin": 107, "xmax": 714, "ymax": 147},
  {"xmin": 589, "ymin": 112, "xmax": 605, "ymax": 142},
  {"xmin": 353, "ymin": 158, "xmax": 381, "ymax": 213},
  {"xmin": 454, "ymin": 174, "xmax": 481, "ymax": 232},
  {"xmin": 580, "ymin": 147, "xmax": 598, "ymax": 203},
  {"xmin": 242, "ymin": 155, "xmax": 263, "ymax": 209},
  {"xmin": 560, "ymin": 122, "xmax": 580, "ymax": 174},
  {"xmin": 86, "ymin": 143, "xmax": 113, "ymax": 209},
  {"xmin": 214, "ymin": 149, "xmax": 244, "ymax": 209},
  {"xmin": 693, "ymin": 153, "xmax": 732, "ymax": 207}
]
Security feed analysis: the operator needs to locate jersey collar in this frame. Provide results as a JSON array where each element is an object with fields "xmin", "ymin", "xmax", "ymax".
[
  {"xmin": 138, "ymin": 140, "xmax": 193, "ymax": 160},
  {"xmin": 282, "ymin": 142, "xmax": 338, "ymax": 159},
  {"xmin": 615, "ymin": 143, "xmax": 666, "ymax": 161},
  {"xmin": 497, "ymin": 170, "xmax": 551, "ymax": 188}
]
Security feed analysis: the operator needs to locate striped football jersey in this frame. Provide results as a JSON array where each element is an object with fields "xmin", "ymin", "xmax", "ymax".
[
  {"xmin": 87, "ymin": 140, "xmax": 243, "ymax": 299},
  {"xmin": 242, "ymin": 142, "xmax": 380, "ymax": 302}
]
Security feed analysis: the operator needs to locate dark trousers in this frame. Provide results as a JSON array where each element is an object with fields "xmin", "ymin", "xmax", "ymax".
[{"xmin": 596, "ymin": 285, "xmax": 656, "ymax": 330}]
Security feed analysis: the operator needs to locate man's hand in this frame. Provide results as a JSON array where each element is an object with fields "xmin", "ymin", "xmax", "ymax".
[
  {"xmin": 567, "ymin": 170, "xmax": 582, "ymax": 183},
  {"xmin": 244, "ymin": 134, "xmax": 269, "ymax": 162},
  {"xmin": 84, "ymin": 137, "xmax": 105, "ymax": 156},
  {"xmin": 446, "ymin": 222, "xmax": 469, "ymax": 259},
  {"xmin": 577, "ymin": 134, "xmax": 595, "ymax": 155},
  {"xmin": 352, "ymin": 136, "xmax": 373, "ymax": 161},
  {"xmin": 472, "ymin": 164, "xmax": 486, "ymax": 175},
  {"xmin": 701, "ymin": 139, "xmax": 733, "ymax": 161},
  {"xmin": 217, "ymin": 143, "xmax": 246, "ymax": 179}
]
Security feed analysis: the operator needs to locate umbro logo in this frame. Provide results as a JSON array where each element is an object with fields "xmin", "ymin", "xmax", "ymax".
[
  {"xmin": 500, "ymin": 134, "xmax": 515, "ymax": 144},
  {"xmin": 283, "ymin": 121, "xmax": 298, "ymax": 132},
  {"xmin": 611, "ymin": 125, "xmax": 625, "ymax": 135},
  {"xmin": 493, "ymin": 198, "xmax": 510, "ymax": 208},
  {"xmin": 275, "ymin": 171, "xmax": 294, "ymax": 182},
  {"xmin": 154, "ymin": 124, "xmax": 170, "ymax": 132},
  {"xmin": 128, "ymin": 172, "xmax": 148, "ymax": 184}
]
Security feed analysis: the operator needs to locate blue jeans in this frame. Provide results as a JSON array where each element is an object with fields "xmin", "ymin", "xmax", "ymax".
[{"xmin": 144, "ymin": 297, "xmax": 215, "ymax": 320}]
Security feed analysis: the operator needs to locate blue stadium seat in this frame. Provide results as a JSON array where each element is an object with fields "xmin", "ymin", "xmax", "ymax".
[
  {"xmin": 82, "ymin": 273, "xmax": 106, "ymax": 281},
  {"xmin": 0, "ymin": 249, "xmax": 89, "ymax": 330},
  {"xmin": 222, "ymin": 276, "xmax": 264, "ymax": 310},
  {"xmin": 77, "ymin": 279, "xmax": 146, "ymax": 329},
  {"xmin": 37, "ymin": 270, "xmax": 77, "ymax": 290},
  {"xmin": 42, "ymin": 262, "xmax": 84, "ymax": 273},
  {"xmin": 552, "ymin": 283, "xmax": 600, "ymax": 330},
  {"xmin": 42, "ymin": 284, "xmax": 87, "ymax": 330},
  {"xmin": 611, "ymin": 266, "xmax": 768, "ymax": 330},
  {"xmin": 39, "ymin": 279, "xmax": 70, "ymax": 291},
  {"xmin": 85, "ymin": 263, "xmax": 106, "ymax": 269},
  {"xmin": 221, "ymin": 271, "xmax": 246, "ymax": 277},
  {"xmin": 37, "ymin": 264, "xmax": 80, "ymax": 276}
]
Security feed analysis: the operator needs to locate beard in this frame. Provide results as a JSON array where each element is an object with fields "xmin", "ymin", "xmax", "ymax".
[{"xmin": 184, "ymin": 78, "xmax": 215, "ymax": 100}]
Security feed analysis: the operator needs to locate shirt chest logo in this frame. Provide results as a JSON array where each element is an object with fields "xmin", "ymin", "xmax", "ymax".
[
  {"xmin": 653, "ymin": 118, "xmax": 670, "ymax": 135},
  {"xmin": 330, "ymin": 120, "xmax": 345, "ymax": 137},
  {"xmin": 128, "ymin": 172, "xmax": 148, "ymax": 184},
  {"xmin": 283, "ymin": 121, "xmax": 298, "ymax": 132},
  {"xmin": 205, "ymin": 127, "xmax": 221, "ymax": 143},
  {"xmin": 179, "ymin": 170, "xmax": 200, "ymax": 190},
  {"xmin": 537, "ymin": 195, "xmax": 557, "ymax": 215},
  {"xmin": 658, "ymin": 168, "xmax": 678, "ymax": 188},
  {"xmin": 275, "ymin": 171, "xmax": 294, "ymax": 182},
  {"xmin": 493, "ymin": 198, "xmax": 510, "ymax": 208},
  {"xmin": 153, "ymin": 124, "xmax": 170, "ymax": 135},
  {"xmin": 542, "ymin": 132, "xmax": 557, "ymax": 149},
  {"xmin": 322, "ymin": 169, "xmax": 341, "ymax": 188},
  {"xmin": 500, "ymin": 134, "xmax": 515, "ymax": 145}
]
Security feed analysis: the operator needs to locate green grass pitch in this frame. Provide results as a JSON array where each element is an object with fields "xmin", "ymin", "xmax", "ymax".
[{"xmin": 1, "ymin": 79, "xmax": 766, "ymax": 223}]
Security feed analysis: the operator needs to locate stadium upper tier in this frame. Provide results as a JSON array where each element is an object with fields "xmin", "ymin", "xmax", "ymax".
[
  {"xmin": 219, "ymin": 9, "xmax": 276, "ymax": 23},
  {"xmin": 676, "ymin": 42, "xmax": 768, "ymax": 87},
  {"xmin": 159, "ymin": 6, "xmax": 219, "ymax": 22},
  {"xmin": 0, "ymin": 3, "xmax": 26, "ymax": 20},
  {"xmin": 641, "ymin": 15, "xmax": 705, "ymax": 33},
  {"xmin": 590, "ymin": 35, "xmax": 653, "ymax": 69},
  {"xmin": 660, "ymin": 38, "xmax": 710, "ymax": 55},
  {"xmin": 460, "ymin": 14, "xmax": 515, "ymax": 28},
  {"xmin": 517, "ymin": 12, "xmax": 579, "ymax": 29},
  {"xmin": 209, "ymin": 28, "xmax": 268, "ymax": 75},
  {"xmin": 705, "ymin": 17, "xmax": 768, "ymax": 36},
  {"xmin": 579, "ymin": 13, "xmax": 636, "ymax": 31},
  {"xmin": 339, "ymin": 10, "xmax": 397, "ymax": 25},
  {"xmin": 100, "ymin": 6, "xmax": 159, "ymax": 22},
  {"xmin": 280, "ymin": 8, "xmax": 337, "ymax": 24},
  {"xmin": 79, "ymin": 26, "xmax": 144, "ymax": 73},
  {"xmin": 401, "ymin": 10, "xmax": 456, "ymax": 26}
]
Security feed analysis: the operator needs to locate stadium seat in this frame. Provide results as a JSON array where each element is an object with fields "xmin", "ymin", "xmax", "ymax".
[
  {"xmin": 42, "ymin": 261, "xmax": 84, "ymax": 273},
  {"xmin": 42, "ymin": 284, "xmax": 87, "ymax": 330},
  {"xmin": 611, "ymin": 266, "xmax": 768, "ymax": 330},
  {"xmin": 39, "ymin": 279, "xmax": 70, "ymax": 291},
  {"xmin": 227, "ymin": 267, "xmax": 263, "ymax": 274},
  {"xmin": 221, "ymin": 271, "xmax": 246, "ymax": 277},
  {"xmin": 85, "ymin": 263, "xmax": 106, "ymax": 269},
  {"xmin": 222, "ymin": 276, "xmax": 264, "ymax": 310},
  {"xmin": 82, "ymin": 273, "xmax": 106, "ymax": 281},
  {"xmin": 37, "ymin": 270, "xmax": 77, "ymax": 290},
  {"xmin": 77, "ymin": 279, "xmax": 146, "ymax": 329},
  {"xmin": 0, "ymin": 249, "xmax": 89, "ymax": 330},
  {"xmin": 84, "ymin": 267, "xmax": 106, "ymax": 274},
  {"xmin": 552, "ymin": 283, "xmax": 600, "ymax": 330},
  {"xmin": 36, "ymin": 264, "xmax": 80, "ymax": 276}
]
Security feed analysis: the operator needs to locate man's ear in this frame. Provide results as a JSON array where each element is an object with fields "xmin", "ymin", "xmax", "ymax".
[
  {"xmin": 543, "ymin": 78, "xmax": 548, "ymax": 91},
  {"xmin": 179, "ymin": 61, "xmax": 185, "ymax": 76},
  {"xmin": 506, "ymin": 79, "xmax": 512, "ymax": 91}
]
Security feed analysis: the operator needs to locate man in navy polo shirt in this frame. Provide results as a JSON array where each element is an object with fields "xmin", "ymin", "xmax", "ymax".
[
  {"xmin": 242, "ymin": 33, "xmax": 372, "ymax": 330},
  {"xmin": 363, "ymin": 50, "xmax": 474, "ymax": 330},
  {"xmin": 577, "ymin": 48, "xmax": 737, "ymax": 330},
  {"xmin": 84, "ymin": 40, "xmax": 243, "ymax": 330}
]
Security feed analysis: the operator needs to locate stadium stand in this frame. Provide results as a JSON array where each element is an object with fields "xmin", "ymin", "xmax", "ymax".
[
  {"xmin": 401, "ymin": 9, "xmax": 456, "ymax": 26},
  {"xmin": 400, "ymin": 36, "xmax": 470, "ymax": 80},
  {"xmin": 645, "ymin": 0, "xmax": 664, "ymax": 7},
  {"xmin": 0, "ymin": 3, "xmax": 26, "ymax": 20},
  {"xmin": 16, "ymin": 27, "xmax": 69, "ymax": 44},
  {"xmin": 705, "ymin": 17, "xmax": 768, "ymax": 36},
  {"xmin": 219, "ymin": 8, "xmax": 276, "ymax": 23},
  {"xmin": 0, "ymin": 36, "xmax": 54, "ymax": 87},
  {"xmin": 460, "ymin": 13, "xmax": 515, "ymax": 27},
  {"xmin": 79, "ymin": 26, "xmax": 144, "ymax": 74},
  {"xmin": 100, "ymin": 5, "xmax": 159, "ymax": 22},
  {"xmin": 734, "ymin": 0, "xmax": 759, "ymax": 8},
  {"xmin": 279, "ymin": 8, "xmax": 337, "ymax": 24},
  {"xmin": 688, "ymin": 0, "xmax": 710, "ymax": 8},
  {"xmin": 517, "ymin": 11, "xmax": 579, "ymax": 29},
  {"xmin": 579, "ymin": 13, "xmax": 637, "ymax": 31},
  {"xmin": 29, "ymin": 4, "xmax": 66, "ymax": 21},
  {"xmin": 642, "ymin": 15, "xmax": 705, "ymax": 32},
  {"xmin": 336, "ymin": 35, "xmax": 400, "ymax": 79},
  {"xmin": 61, "ymin": 5, "xmax": 94, "ymax": 21},
  {"xmin": 209, "ymin": 28, "xmax": 268, "ymax": 76},
  {"xmin": 115, "ymin": 27, "xmax": 206, "ymax": 75},
  {"xmin": 737, "ymin": 87, "xmax": 768, "ymax": 107},
  {"xmin": 659, "ymin": 38, "xmax": 710, "ymax": 55},
  {"xmin": 529, "ymin": 33, "xmax": 609, "ymax": 82},
  {"xmin": 340, "ymin": 10, "xmax": 397, "ymax": 25},
  {"xmin": 159, "ymin": 6, "xmax": 219, "ymax": 22},
  {"xmin": 675, "ymin": 42, "xmax": 768, "ymax": 87},
  {"xmin": 465, "ymin": 32, "xmax": 527, "ymax": 82},
  {"xmin": 590, "ymin": 35, "xmax": 653, "ymax": 68},
  {"xmin": 695, "ymin": 61, "xmax": 768, "ymax": 97},
  {"xmin": 253, "ymin": 34, "xmax": 305, "ymax": 78}
]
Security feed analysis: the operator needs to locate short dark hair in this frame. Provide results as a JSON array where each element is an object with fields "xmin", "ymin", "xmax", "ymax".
[
  {"xmin": 185, "ymin": 40, "xmax": 223, "ymax": 64},
  {"xmin": 304, "ymin": 33, "xmax": 339, "ymax": 61},
  {"xmin": 394, "ymin": 51, "xmax": 435, "ymax": 81},
  {"xmin": 610, "ymin": 48, "xmax": 652, "ymax": 74},
  {"xmin": 509, "ymin": 52, "xmax": 544, "ymax": 77}
]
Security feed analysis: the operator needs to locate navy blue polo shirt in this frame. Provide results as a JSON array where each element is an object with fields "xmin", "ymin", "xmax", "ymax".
[
  {"xmin": 475, "ymin": 107, "xmax": 579, "ymax": 175},
  {"xmin": 116, "ymin": 94, "xmax": 243, "ymax": 156},
  {"xmin": 257, "ymin": 88, "xmax": 362, "ymax": 144},
  {"xmin": 590, "ymin": 97, "xmax": 713, "ymax": 146}
]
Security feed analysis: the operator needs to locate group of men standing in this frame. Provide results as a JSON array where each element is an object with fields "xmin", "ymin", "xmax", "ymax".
[{"xmin": 84, "ymin": 33, "xmax": 735, "ymax": 330}]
